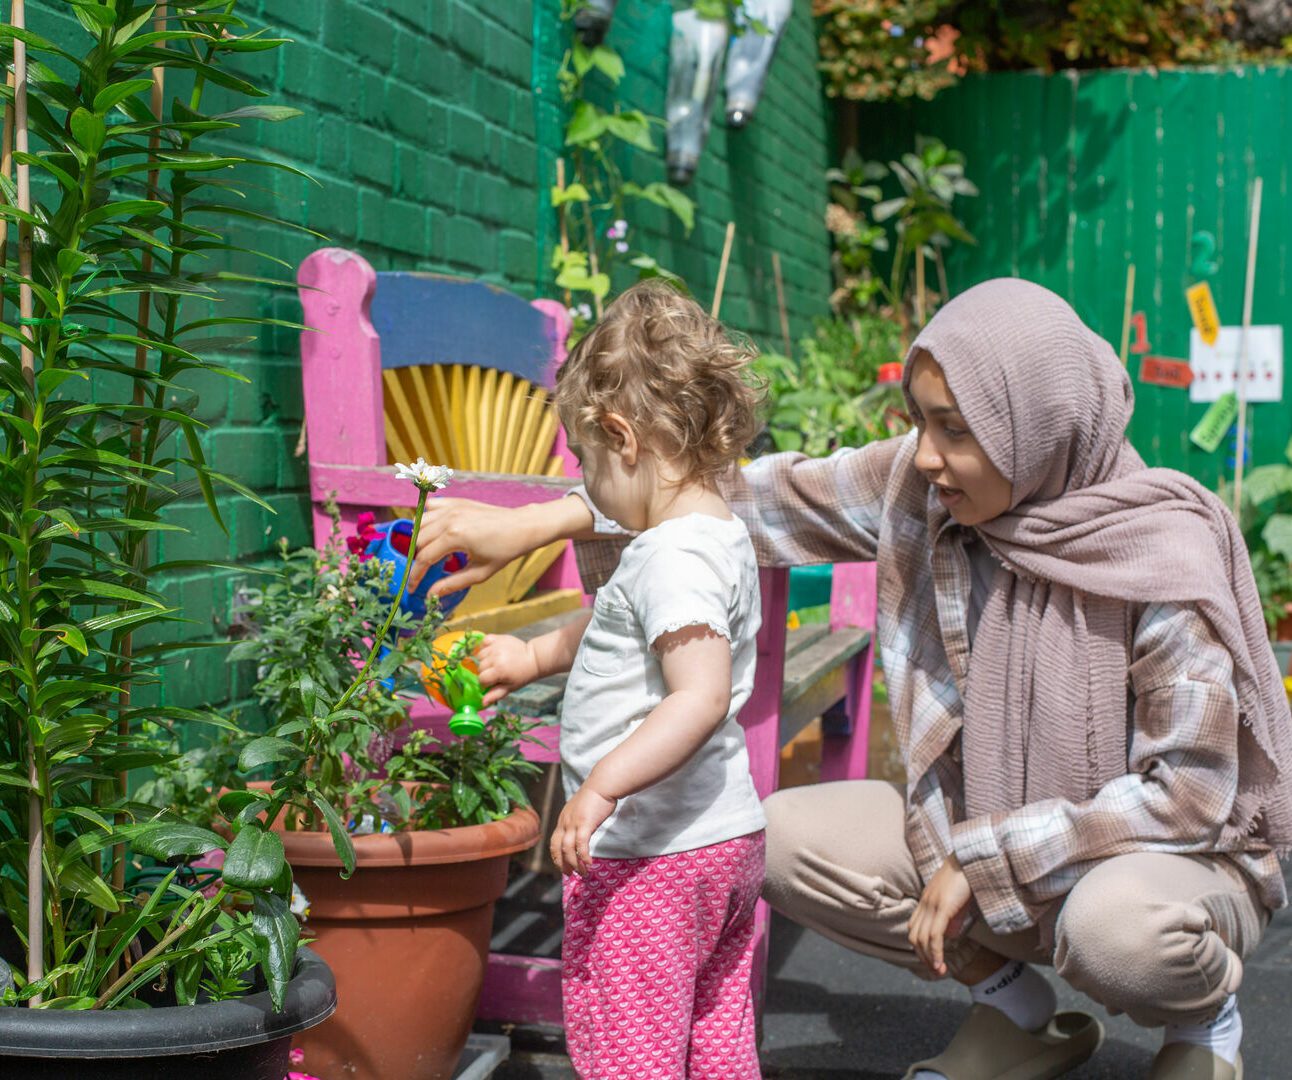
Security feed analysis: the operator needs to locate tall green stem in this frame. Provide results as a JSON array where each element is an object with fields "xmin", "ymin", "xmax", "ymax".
[{"xmin": 332, "ymin": 489, "xmax": 429, "ymax": 714}]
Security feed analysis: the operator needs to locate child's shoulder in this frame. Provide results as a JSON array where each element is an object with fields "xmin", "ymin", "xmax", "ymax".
[{"xmin": 620, "ymin": 513, "xmax": 755, "ymax": 580}]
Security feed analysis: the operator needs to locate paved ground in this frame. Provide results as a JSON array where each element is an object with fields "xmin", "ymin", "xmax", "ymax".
[{"xmin": 493, "ymin": 861, "xmax": 1292, "ymax": 1079}]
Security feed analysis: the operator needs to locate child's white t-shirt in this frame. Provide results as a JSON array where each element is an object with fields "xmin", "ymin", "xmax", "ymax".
[{"xmin": 560, "ymin": 512, "xmax": 767, "ymax": 858}]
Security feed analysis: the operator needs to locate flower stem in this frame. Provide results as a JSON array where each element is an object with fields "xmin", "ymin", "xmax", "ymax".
[{"xmin": 333, "ymin": 490, "xmax": 430, "ymax": 713}]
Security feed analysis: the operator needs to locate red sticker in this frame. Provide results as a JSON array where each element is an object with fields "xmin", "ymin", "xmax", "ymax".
[
  {"xmin": 1139, "ymin": 356, "xmax": 1193, "ymax": 389},
  {"xmin": 1130, "ymin": 312, "xmax": 1150, "ymax": 354}
]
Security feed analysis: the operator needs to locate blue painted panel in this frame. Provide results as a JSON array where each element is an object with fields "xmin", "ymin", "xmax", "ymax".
[{"xmin": 371, "ymin": 272, "xmax": 556, "ymax": 388}]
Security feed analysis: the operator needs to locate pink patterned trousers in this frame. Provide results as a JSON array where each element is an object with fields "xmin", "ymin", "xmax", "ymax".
[{"xmin": 562, "ymin": 831, "xmax": 765, "ymax": 1079}]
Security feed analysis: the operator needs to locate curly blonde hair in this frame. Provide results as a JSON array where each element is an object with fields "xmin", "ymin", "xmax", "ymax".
[{"xmin": 554, "ymin": 280, "xmax": 764, "ymax": 484}]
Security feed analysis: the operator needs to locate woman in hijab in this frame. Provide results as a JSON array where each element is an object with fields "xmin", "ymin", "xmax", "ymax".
[{"xmin": 411, "ymin": 279, "xmax": 1291, "ymax": 1079}]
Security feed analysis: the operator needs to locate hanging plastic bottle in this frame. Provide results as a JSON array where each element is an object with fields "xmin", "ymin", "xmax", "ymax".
[
  {"xmin": 724, "ymin": 0, "xmax": 794, "ymax": 127},
  {"xmin": 573, "ymin": 0, "xmax": 618, "ymax": 47},
  {"xmin": 666, "ymin": 8, "xmax": 729, "ymax": 184},
  {"xmin": 855, "ymin": 362, "xmax": 911, "ymax": 443}
]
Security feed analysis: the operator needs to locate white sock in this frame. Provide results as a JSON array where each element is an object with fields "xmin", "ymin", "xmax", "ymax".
[
  {"xmin": 1163, "ymin": 993, "xmax": 1243, "ymax": 1066},
  {"xmin": 970, "ymin": 959, "xmax": 1057, "ymax": 1032},
  {"xmin": 911, "ymin": 961, "xmax": 1057, "ymax": 1080}
]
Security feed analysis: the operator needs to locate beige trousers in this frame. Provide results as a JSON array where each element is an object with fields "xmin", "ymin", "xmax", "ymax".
[{"xmin": 763, "ymin": 781, "xmax": 1270, "ymax": 1027}]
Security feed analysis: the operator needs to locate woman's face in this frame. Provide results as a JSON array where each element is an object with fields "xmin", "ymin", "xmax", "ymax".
[{"xmin": 908, "ymin": 352, "xmax": 1012, "ymax": 526}]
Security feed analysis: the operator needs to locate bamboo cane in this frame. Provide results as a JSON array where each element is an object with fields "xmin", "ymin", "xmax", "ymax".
[
  {"xmin": 555, "ymin": 158, "xmax": 571, "ymax": 309},
  {"xmin": 1232, "ymin": 177, "xmax": 1263, "ymax": 514},
  {"xmin": 711, "ymin": 221, "xmax": 735, "ymax": 320},
  {"xmin": 771, "ymin": 251, "xmax": 791, "ymax": 358},
  {"xmin": 915, "ymin": 247, "xmax": 927, "ymax": 328},
  {"xmin": 11, "ymin": 0, "xmax": 41, "ymax": 1002},
  {"xmin": 1118, "ymin": 263, "xmax": 1135, "ymax": 366}
]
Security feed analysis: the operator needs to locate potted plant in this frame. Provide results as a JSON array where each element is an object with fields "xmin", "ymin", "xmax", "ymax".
[
  {"xmin": 225, "ymin": 477, "xmax": 542, "ymax": 1080},
  {"xmin": 0, "ymin": 3, "xmax": 336, "ymax": 1075}
]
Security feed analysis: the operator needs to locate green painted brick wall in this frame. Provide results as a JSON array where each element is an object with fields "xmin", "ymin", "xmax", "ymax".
[{"xmin": 40, "ymin": 1, "xmax": 836, "ymax": 714}]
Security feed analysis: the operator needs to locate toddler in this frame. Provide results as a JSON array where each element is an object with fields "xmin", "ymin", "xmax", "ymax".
[{"xmin": 476, "ymin": 281, "xmax": 767, "ymax": 1079}]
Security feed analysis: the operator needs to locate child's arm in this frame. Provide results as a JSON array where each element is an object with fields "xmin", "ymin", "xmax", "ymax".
[
  {"xmin": 551, "ymin": 625, "xmax": 732, "ymax": 875},
  {"xmin": 475, "ymin": 610, "xmax": 593, "ymax": 707}
]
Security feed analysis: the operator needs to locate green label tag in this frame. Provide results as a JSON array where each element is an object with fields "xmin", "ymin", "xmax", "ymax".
[{"xmin": 1189, "ymin": 391, "xmax": 1238, "ymax": 453}]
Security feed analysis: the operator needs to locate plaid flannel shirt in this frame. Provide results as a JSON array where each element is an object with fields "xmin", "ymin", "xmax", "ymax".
[{"xmin": 570, "ymin": 436, "xmax": 1286, "ymax": 935}]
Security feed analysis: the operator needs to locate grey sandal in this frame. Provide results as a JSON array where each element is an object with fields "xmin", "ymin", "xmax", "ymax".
[
  {"xmin": 1148, "ymin": 1043, "xmax": 1243, "ymax": 1079},
  {"xmin": 901, "ymin": 1003, "xmax": 1104, "ymax": 1080}
]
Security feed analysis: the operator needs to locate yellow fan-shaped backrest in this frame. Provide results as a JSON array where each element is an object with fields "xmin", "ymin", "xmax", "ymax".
[{"xmin": 382, "ymin": 364, "xmax": 568, "ymax": 616}]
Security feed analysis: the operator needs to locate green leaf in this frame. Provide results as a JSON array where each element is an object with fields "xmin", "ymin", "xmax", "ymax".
[
  {"xmin": 70, "ymin": 2, "xmax": 117, "ymax": 29},
  {"xmin": 70, "ymin": 108, "xmax": 106, "ymax": 155},
  {"xmin": 309, "ymin": 792, "xmax": 356, "ymax": 879},
  {"xmin": 590, "ymin": 45, "xmax": 625, "ymax": 83},
  {"xmin": 213, "ymin": 105, "xmax": 303, "ymax": 122},
  {"xmin": 93, "ymin": 79, "xmax": 155, "ymax": 114},
  {"xmin": 38, "ymin": 577, "xmax": 165, "ymax": 609},
  {"xmin": 58, "ymin": 860, "xmax": 120, "ymax": 913},
  {"xmin": 566, "ymin": 100, "xmax": 608, "ymax": 145},
  {"xmin": 238, "ymin": 735, "xmax": 304, "ymax": 771},
  {"xmin": 81, "ymin": 199, "xmax": 165, "ymax": 229},
  {"xmin": 252, "ymin": 892, "xmax": 299, "ymax": 1012},
  {"xmin": 184, "ymin": 423, "xmax": 227, "ymax": 535},
  {"xmin": 551, "ymin": 182, "xmax": 591, "ymax": 207},
  {"xmin": 604, "ymin": 110, "xmax": 654, "ymax": 152},
  {"xmin": 1262, "ymin": 514, "xmax": 1292, "ymax": 563},
  {"xmin": 451, "ymin": 778, "xmax": 482, "ymax": 821},
  {"xmin": 131, "ymin": 822, "xmax": 227, "ymax": 860},
  {"xmin": 223, "ymin": 825, "xmax": 285, "ymax": 890},
  {"xmin": 218, "ymin": 789, "xmax": 267, "ymax": 819}
]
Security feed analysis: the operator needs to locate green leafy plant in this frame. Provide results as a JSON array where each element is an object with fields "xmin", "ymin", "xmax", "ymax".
[
  {"xmin": 553, "ymin": 2, "xmax": 697, "ymax": 332},
  {"xmin": 815, "ymin": 1, "xmax": 960, "ymax": 102},
  {"xmin": 816, "ymin": 1, "xmax": 1283, "ymax": 104},
  {"xmin": 753, "ymin": 314, "xmax": 903, "ymax": 456},
  {"xmin": 228, "ymin": 501, "xmax": 541, "ymax": 848},
  {"xmin": 827, "ymin": 137, "xmax": 977, "ymax": 340},
  {"xmin": 0, "ymin": 2, "xmax": 317, "ymax": 1010},
  {"xmin": 1225, "ymin": 438, "xmax": 1292, "ymax": 635}
]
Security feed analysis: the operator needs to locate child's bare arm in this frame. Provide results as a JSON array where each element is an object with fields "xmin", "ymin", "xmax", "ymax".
[
  {"xmin": 476, "ymin": 610, "xmax": 593, "ymax": 706},
  {"xmin": 551, "ymin": 625, "xmax": 732, "ymax": 874}
]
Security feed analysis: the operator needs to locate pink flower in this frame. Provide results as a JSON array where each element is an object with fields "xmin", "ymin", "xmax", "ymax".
[
  {"xmin": 346, "ymin": 512, "xmax": 382, "ymax": 560},
  {"xmin": 286, "ymin": 1073, "xmax": 322, "ymax": 1080},
  {"xmin": 289, "ymin": 1049, "xmax": 305, "ymax": 1065}
]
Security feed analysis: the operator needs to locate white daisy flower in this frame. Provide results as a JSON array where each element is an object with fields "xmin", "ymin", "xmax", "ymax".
[{"xmin": 394, "ymin": 458, "xmax": 454, "ymax": 491}]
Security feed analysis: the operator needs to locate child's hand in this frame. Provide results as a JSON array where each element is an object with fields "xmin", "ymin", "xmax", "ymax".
[
  {"xmin": 551, "ymin": 784, "xmax": 617, "ymax": 876},
  {"xmin": 475, "ymin": 634, "xmax": 541, "ymax": 707}
]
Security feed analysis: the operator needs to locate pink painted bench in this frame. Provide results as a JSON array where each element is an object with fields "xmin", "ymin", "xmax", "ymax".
[{"xmin": 295, "ymin": 247, "xmax": 878, "ymax": 1026}]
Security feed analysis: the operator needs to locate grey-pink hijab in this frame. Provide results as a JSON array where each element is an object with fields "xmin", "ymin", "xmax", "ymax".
[{"xmin": 906, "ymin": 278, "xmax": 1292, "ymax": 852}]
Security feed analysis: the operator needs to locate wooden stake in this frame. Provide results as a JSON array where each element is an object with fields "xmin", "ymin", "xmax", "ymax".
[
  {"xmin": 0, "ymin": 69, "xmax": 14, "ymax": 258},
  {"xmin": 580, "ymin": 193, "xmax": 603, "ymax": 321},
  {"xmin": 914, "ymin": 247, "xmax": 927, "ymax": 328},
  {"xmin": 771, "ymin": 251, "xmax": 791, "ymax": 358},
  {"xmin": 711, "ymin": 221, "xmax": 735, "ymax": 320},
  {"xmin": 1232, "ymin": 177, "xmax": 1263, "ymax": 514},
  {"xmin": 1118, "ymin": 263, "xmax": 1135, "ymax": 366},
  {"xmin": 554, "ymin": 159, "xmax": 571, "ymax": 309}
]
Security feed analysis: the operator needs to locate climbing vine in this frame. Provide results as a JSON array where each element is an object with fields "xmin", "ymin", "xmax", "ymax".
[{"xmin": 550, "ymin": 2, "xmax": 718, "ymax": 333}]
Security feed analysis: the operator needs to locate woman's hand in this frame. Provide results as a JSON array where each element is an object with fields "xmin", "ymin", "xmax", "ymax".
[
  {"xmin": 908, "ymin": 854, "xmax": 973, "ymax": 977},
  {"xmin": 551, "ymin": 783, "xmax": 617, "ymax": 876},
  {"xmin": 475, "ymin": 634, "xmax": 541, "ymax": 707}
]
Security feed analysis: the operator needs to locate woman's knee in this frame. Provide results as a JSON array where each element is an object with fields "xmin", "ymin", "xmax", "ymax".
[{"xmin": 1053, "ymin": 856, "xmax": 1250, "ymax": 1025}]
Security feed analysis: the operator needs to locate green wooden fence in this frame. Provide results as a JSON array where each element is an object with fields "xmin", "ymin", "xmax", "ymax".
[{"xmin": 861, "ymin": 66, "xmax": 1291, "ymax": 486}]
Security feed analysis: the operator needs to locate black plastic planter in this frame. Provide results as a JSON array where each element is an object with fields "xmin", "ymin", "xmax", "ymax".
[{"xmin": 0, "ymin": 947, "xmax": 335, "ymax": 1080}]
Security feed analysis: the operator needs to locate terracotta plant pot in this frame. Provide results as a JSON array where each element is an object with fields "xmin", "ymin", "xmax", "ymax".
[{"xmin": 273, "ymin": 800, "xmax": 539, "ymax": 1080}]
